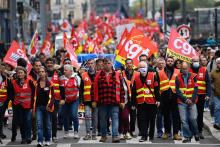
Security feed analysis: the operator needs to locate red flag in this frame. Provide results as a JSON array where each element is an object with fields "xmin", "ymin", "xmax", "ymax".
[
  {"xmin": 3, "ymin": 40, "xmax": 32, "ymax": 73},
  {"xmin": 29, "ymin": 30, "xmax": 38, "ymax": 57},
  {"xmin": 115, "ymin": 27, "xmax": 158, "ymax": 67},
  {"xmin": 167, "ymin": 28, "xmax": 199, "ymax": 63},
  {"xmin": 41, "ymin": 32, "xmax": 52, "ymax": 57},
  {"xmin": 63, "ymin": 32, "xmax": 68, "ymax": 49},
  {"xmin": 115, "ymin": 29, "xmax": 129, "ymax": 55},
  {"xmin": 66, "ymin": 43, "xmax": 79, "ymax": 68},
  {"xmin": 70, "ymin": 28, "xmax": 79, "ymax": 50},
  {"xmin": 60, "ymin": 19, "xmax": 72, "ymax": 32}
]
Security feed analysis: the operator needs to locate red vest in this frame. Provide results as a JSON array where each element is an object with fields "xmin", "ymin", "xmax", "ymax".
[
  {"xmin": 189, "ymin": 67, "xmax": 206, "ymax": 94},
  {"xmin": 134, "ymin": 72, "xmax": 156, "ymax": 104},
  {"xmin": 12, "ymin": 78, "xmax": 32, "ymax": 109},
  {"xmin": 159, "ymin": 68, "xmax": 179, "ymax": 93},
  {"xmin": 94, "ymin": 71, "xmax": 121, "ymax": 103},
  {"xmin": 0, "ymin": 80, "xmax": 7, "ymax": 103},
  {"xmin": 60, "ymin": 77, "xmax": 79, "ymax": 103},
  {"xmin": 177, "ymin": 72, "xmax": 198, "ymax": 104},
  {"xmin": 81, "ymin": 72, "xmax": 92, "ymax": 102},
  {"xmin": 51, "ymin": 71, "xmax": 60, "ymax": 100}
]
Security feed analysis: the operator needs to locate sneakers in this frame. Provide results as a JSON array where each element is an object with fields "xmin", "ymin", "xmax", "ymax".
[
  {"xmin": 195, "ymin": 135, "xmax": 200, "ymax": 142},
  {"xmin": 52, "ymin": 137, "xmax": 58, "ymax": 143},
  {"xmin": 112, "ymin": 136, "xmax": 120, "ymax": 143},
  {"xmin": 199, "ymin": 133, "xmax": 205, "ymax": 139},
  {"xmin": 124, "ymin": 133, "xmax": 132, "ymax": 140},
  {"xmin": 130, "ymin": 132, "xmax": 137, "ymax": 138},
  {"xmin": 119, "ymin": 134, "xmax": 124, "ymax": 140},
  {"xmin": 63, "ymin": 133, "xmax": 73, "ymax": 138},
  {"xmin": 74, "ymin": 131, "xmax": 79, "ymax": 139},
  {"xmin": 162, "ymin": 133, "xmax": 169, "ymax": 140},
  {"xmin": 83, "ymin": 134, "xmax": 91, "ymax": 140},
  {"xmin": 139, "ymin": 136, "xmax": 148, "ymax": 142},
  {"xmin": 213, "ymin": 124, "xmax": 220, "ymax": 130},
  {"xmin": 173, "ymin": 134, "xmax": 182, "ymax": 140},
  {"xmin": 45, "ymin": 141, "xmax": 51, "ymax": 146},
  {"xmin": 182, "ymin": 138, "xmax": 191, "ymax": 143},
  {"xmin": 92, "ymin": 135, "xmax": 97, "ymax": 140},
  {"xmin": 99, "ymin": 136, "xmax": 107, "ymax": 142},
  {"xmin": 37, "ymin": 142, "xmax": 43, "ymax": 147}
]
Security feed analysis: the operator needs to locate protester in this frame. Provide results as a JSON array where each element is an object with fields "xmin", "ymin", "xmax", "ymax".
[
  {"xmin": 131, "ymin": 61, "xmax": 160, "ymax": 142},
  {"xmin": 175, "ymin": 62, "xmax": 200, "ymax": 143},
  {"xmin": 35, "ymin": 66, "xmax": 54, "ymax": 147},
  {"xmin": 210, "ymin": 57, "xmax": 220, "ymax": 130},
  {"xmin": 59, "ymin": 64, "xmax": 81, "ymax": 139},
  {"xmin": 94, "ymin": 58, "xmax": 125, "ymax": 143},
  {"xmin": 9, "ymin": 66, "xmax": 35, "ymax": 144}
]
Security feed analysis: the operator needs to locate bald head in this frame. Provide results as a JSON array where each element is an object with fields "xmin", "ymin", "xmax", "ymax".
[
  {"xmin": 138, "ymin": 61, "xmax": 148, "ymax": 68},
  {"xmin": 192, "ymin": 56, "xmax": 199, "ymax": 62}
]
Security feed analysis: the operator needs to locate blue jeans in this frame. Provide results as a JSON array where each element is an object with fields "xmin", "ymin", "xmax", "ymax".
[
  {"xmin": 85, "ymin": 105, "xmax": 98, "ymax": 135},
  {"xmin": 63, "ymin": 100, "xmax": 79, "ymax": 133},
  {"xmin": 178, "ymin": 103, "xmax": 199, "ymax": 138},
  {"xmin": 36, "ymin": 106, "xmax": 51, "ymax": 142},
  {"xmin": 99, "ymin": 105, "xmax": 119, "ymax": 137},
  {"xmin": 213, "ymin": 96, "xmax": 220, "ymax": 124}
]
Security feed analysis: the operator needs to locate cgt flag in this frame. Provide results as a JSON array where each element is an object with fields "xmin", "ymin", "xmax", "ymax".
[
  {"xmin": 115, "ymin": 27, "xmax": 158, "ymax": 67},
  {"xmin": 166, "ymin": 28, "xmax": 199, "ymax": 63},
  {"xmin": 3, "ymin": 40, "xmax": 32, "ymax": 73}
]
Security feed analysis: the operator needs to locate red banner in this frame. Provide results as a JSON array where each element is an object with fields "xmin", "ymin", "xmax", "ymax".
[
  {"xmin": 115, "ymin": 27, "xmax": 158, "ymax": 67},
  {"xmin": 167, "ymin": 28, "xmax": 199, "ymax": 63},
  {"xmin": 3, "ymin": 40, "xmax": 32, "ymax": 73}
]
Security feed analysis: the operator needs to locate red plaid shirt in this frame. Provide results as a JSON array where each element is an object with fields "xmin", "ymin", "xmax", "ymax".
[{"xmin": 94, "ymin": 71, "xmax": 125, "ymax": 105}]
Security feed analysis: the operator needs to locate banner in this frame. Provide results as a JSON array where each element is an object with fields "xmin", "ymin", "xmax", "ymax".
[
  {"xmin": 3, "ymin": 40, "xmax": 32, "ymax": 73},
  {"xmin": 115, "ymin": 27, "xmax": 158, "ymax": 67},
  {"xmin": 66, "ymin": 43, "xmax": 79, "ymax": 68},
  {"xmin": 41, "ymin": 32, "xmax": 53, "ymax": 57},
  {"xmin": 167, "ymin": 28, "xmax": 199, "ymax": 63},
  {"xmin": 28, "ymin": 30, "xmax": 38, "ymax": 57}
]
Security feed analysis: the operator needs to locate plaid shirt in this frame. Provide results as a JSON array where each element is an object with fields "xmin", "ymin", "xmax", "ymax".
[{"xmin": 95, "ymin": 71, "xmax": 125, "ymax": 105}]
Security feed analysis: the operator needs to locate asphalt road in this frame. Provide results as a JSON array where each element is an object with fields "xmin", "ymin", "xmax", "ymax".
[{"xmin": 1, "ymin": 117, "xmax": 220, "ymax": 147}]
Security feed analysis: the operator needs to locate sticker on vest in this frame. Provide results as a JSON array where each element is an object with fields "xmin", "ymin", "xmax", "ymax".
[
  {"xmin": 44, "ymin": 87, "xmax": 49, "ymax": 91},
  {"xmin": 23, "ymin": 83, "xmax": 27, "ymax": 89},
  {"xmin": 188, "ymin": 79, "xmax": 192, "ymax": 85},
  {"xmin": 199, "ymin": 73, "xmax": 203, "ymax": 78},
  {"xmin": 147, "ymin": 80, "xmax": 151, "ymax": 85},
  {"xmin": 85, "ymin": 77, "xmax": 89, "ymax": 81},
  {"xmin": 54, "ymin": 75, "xmax": 58, "ymax": 80},
  {"xmin": 145, "ymin": 89, "xmax": 150, "ymax": 94}
]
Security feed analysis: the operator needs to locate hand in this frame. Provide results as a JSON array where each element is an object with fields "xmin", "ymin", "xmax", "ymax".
[
  {"xmin": 205, "ymin": 96, "xmax": 210, "ymax": 101},
  {"xmin": 120, "ymin": 103, "xmax": 125, "ymax": 109},
  {"xmin": 186, "ymin": 99, "xmax": 192, "ymax": 105},
  {"xmin": 155, "ymin": 101, "xmax": 160, "ymax": 108},
  {"xmin": 59, "ymin": 100, "xmax": 65, "ymax": 105},
  {"xmin": 46, "ymin": 105, "xmax": 51, "ymax": 112},
  {"xmin": 92, "ymin": 102, "xmax": 97, "ymax": 108},
  {"xmin": 131, "ymin": 106, "xmax": 136, "ymax": 110}
]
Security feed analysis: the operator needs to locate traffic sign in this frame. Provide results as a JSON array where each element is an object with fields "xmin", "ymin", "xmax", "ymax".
[{"xmin": 177, "ymin": 24, "xmax": 191, "ymax": 39}]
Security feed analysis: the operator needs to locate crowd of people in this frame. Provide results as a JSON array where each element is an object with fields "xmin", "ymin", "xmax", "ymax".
[{"xmin": 0, "ymin": 44, "xmax": 220, "ymax": 147}]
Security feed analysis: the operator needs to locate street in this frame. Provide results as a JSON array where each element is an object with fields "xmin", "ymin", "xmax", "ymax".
[{"xmin": 0, "ymin": 118, "xmax": 220, "ymax": 147}]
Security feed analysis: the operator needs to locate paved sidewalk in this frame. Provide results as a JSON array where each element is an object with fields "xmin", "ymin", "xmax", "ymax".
[{"xmin": 203, "ymin": 111, "xmax": 220, "ymax": 141}]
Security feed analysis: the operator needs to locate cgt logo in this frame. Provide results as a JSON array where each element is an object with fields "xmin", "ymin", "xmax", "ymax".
[
  {"xmin": 124, "ymin": 40, "xmax": 150, "ymax": 58},
  {"xmin": 173, "ymin": 38, "xmax": 197, "ymax": 56}
]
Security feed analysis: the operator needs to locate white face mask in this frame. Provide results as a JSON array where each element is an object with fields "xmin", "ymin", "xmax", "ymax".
[
  {"xmin": 192, "ymin": 62, "xmax": 200, "ymax": 68},
  {"xmin": 138, "ymin": 67, "xmax": 148, "ymax": 74}
]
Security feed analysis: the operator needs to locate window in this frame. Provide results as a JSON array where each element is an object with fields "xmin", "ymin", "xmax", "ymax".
[
  {"xmin": 69, "ymin": 0, "xmax": 74, "ymax": 4},
  {"xmin": 56, "ymin": 0, "xmax": 61, "ymax": 5},
  {"xmin": 69, "ymin": 11, "xmax": 74, "ymax": 18},
  {"xmin": 53, "ymin": 13, "xmax": 61, "ymax": 20}
]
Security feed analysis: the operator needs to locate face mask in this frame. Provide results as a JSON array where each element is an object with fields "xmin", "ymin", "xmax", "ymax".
[
  {"xmin": 192, "ymin": 62, "xmax": 200, "ymax": 68},
  {"xmin": 138, "ymin": 67, "xmax": 148, "ymax": 74}
]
